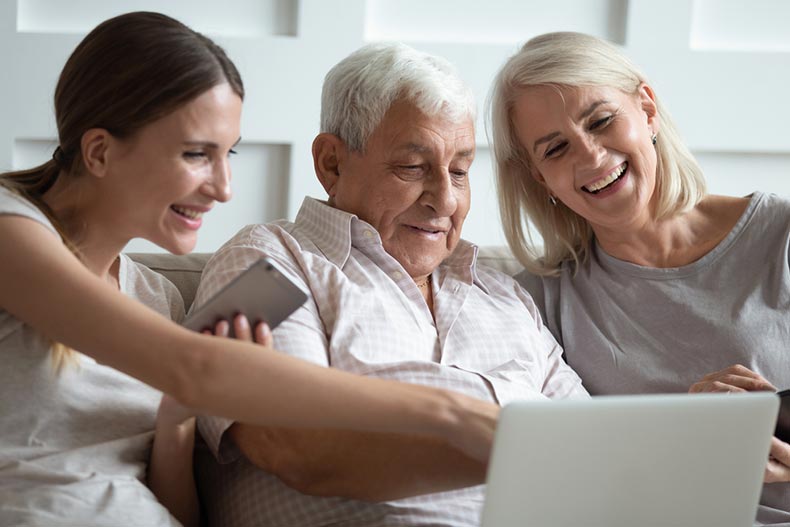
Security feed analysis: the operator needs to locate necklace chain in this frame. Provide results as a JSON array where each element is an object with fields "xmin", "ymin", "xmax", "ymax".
[{"xmin": 415, "ymin": 276, "xmax": 432, "ymax": 289}]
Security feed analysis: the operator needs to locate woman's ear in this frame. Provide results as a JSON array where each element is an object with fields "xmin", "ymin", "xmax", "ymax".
[
  {"xmin": 531, "ymin": 168, "xmax": 546, "ymax": 185},
  {"xmin": 312, "ymin": 133, "xmax": 346, "ymax": 198},
  {"xmin": 80, "ymin": 128, "xmax": 112, "ymax": 178},
  {"xmin": 638, "ymin": 83, "xmax": 660, "ymax": 135}
]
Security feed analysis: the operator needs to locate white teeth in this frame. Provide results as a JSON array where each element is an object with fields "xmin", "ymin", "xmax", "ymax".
[
  {"xmin": 585, "ymin": 163, "xmax": 627, "ymax": 193},
  {"xmin": 171, "ymin": 206, "xmax": 203, "ymax": 220}
]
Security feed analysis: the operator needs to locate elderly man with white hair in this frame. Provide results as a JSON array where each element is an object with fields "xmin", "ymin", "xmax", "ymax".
[{"xmin": 193, "ymin": 42, "xmax": 588, "ymax": 527}]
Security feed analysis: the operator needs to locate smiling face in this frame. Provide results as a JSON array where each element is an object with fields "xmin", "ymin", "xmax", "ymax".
[
  {"xmin": 327, "ymin": 99, "xmax": 475, "ymax": 279},
  {"xmin": 512, "ymin": 84, "xmax": 659, "ymax": 236},
  {"xmin": 102, "ymin": 83, "xmax": 242, "ymax": 254}
]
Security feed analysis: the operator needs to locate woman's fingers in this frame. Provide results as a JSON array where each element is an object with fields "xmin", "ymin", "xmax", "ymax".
[
  {"xmin": 206, "ymin": 316, "xmax": 271, "ymax": 348},
  {"xmin": 765, "ymin": 438, "xmax": 790, "ymax": 483},
  {"xmin": 689, "ymin": 364, "xmax": 776, "ymax": 393},
  {"xmin": 232, "ymin": 314, "xmax": 252, "ymax": 341},
  {"xmin": 254, "ymin": 322, "xmax": 273, "ymax": 348},
  {"xmin": 212, "ymin": 319, "xmax": 230, "ymax": 338}
]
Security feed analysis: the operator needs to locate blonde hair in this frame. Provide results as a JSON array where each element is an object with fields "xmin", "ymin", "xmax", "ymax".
[{"xmin": 488, "ymin": 32, "xmax": 706, "ymax": 275}]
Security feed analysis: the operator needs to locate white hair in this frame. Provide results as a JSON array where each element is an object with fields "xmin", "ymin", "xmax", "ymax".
[{"xmin": 321, "ymin": 42, "xmax": 476, "ymax": 152}]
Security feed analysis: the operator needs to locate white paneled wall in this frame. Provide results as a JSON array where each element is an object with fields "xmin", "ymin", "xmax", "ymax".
[{"xmin": 1, "ymin": 0, "xmax": 788, "ymax": 253}]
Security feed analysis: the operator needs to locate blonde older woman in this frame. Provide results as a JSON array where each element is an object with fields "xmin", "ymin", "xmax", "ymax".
[{"xmin": 490, "ymin": 31, "xmax": 790, "ymax": 524}]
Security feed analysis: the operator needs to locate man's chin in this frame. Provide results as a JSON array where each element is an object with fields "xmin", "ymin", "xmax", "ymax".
[{"xmin": 396, "ymin": 254, "xmax": 450, "ymax": 278}]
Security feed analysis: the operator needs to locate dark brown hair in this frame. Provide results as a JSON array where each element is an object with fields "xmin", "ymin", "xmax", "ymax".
[
  {"xmin": 0, "ymin": 11, "xmax": 244, "ymax": 370},
  {"xmin": 1, "ymin": 11, "xmax": 244, "ymax": 238}
]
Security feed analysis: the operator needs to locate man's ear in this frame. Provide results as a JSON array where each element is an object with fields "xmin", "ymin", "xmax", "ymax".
[
  {"xmin": 80, "ymin": 128, "xmax": 113, "ymax": 178},
  {"xmin": 312, "ymin": 133, "xmax": 347, "ymax": 198}
]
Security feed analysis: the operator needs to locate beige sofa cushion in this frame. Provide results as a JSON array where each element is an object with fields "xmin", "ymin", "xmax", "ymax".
[
  {"xmin": 128, "ymin": 246, "xmax": 521, "ymax": 311},
  {"xmin": 127, "ymin": 252, "xmax": 211, "ymax": 310}
]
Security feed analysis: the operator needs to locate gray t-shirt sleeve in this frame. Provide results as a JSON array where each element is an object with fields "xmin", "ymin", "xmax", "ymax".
[
  {"xmin": 515, "ymin": 268, "xmax": 563, "ymax": 347},
  {"xmin": 0, "ymin": 185, "xmax": 58, "ymax": 235},
  {"xmin": 120, "ymin": 254, "xmax": 186, "ymax": 323}
]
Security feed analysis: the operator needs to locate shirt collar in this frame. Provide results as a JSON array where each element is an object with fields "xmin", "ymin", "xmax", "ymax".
[
  {"xmin": 294, "ymin": 197, "xmax": 489, "ymax": 293},
  {"xmin": 442, "ymin": 239, "xmax": 490, "ymax": 294}
]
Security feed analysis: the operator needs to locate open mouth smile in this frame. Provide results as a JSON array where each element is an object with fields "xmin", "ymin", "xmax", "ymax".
[
  {"xmin": 412, "ymin": 226, "xmax": 442, "ymax": 234},
  {"xmin": 170, "ymin": 205, "xmax": 204, "ymax": 220},
  {"xmin": 582, "ymin": 162, "xmax": 627, "ymax": 194}
]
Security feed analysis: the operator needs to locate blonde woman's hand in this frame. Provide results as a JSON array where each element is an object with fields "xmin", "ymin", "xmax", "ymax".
[
  {"xmin": 688, "ymin": 364, "xmax": 776, "ymax": 394},
  {"xmin": 766, "ymin": 437, "xmax": 790, "ymax": 483}
]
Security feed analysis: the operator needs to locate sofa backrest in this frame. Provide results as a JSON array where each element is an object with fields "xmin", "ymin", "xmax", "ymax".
[
  {"xmin": 128, "ymin": 252, "xmax": 210, "ymax": 310},
  {"xmin": 128, "ymin": 246, "xmax": 523, "ymax": 311}
]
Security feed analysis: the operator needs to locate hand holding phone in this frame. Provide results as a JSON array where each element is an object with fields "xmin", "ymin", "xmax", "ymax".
[{"xmin": 183, "ymin": 257, "xmax": 308, "ymax": 338}]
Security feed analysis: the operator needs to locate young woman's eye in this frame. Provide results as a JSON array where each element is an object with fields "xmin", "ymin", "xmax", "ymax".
[
  {"xmin": 228, "ymin": 149, "xmax": 238, "ymax": 156},
  {"xmin": 184, "ymin": 151, "xmax": 206, "ymax": 159}
]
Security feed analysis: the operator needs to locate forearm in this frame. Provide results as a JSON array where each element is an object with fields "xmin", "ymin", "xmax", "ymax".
[
  {"xmin": 0, "ymin": 219, "xmax": 495, "ymax": 459},
  {"xmin": 149, "ymin": 417, "xmax": 200, "ymax": 527},
  {"xmin": 230, "ymin": 425, "xmax": 486, "ymax": 501}
]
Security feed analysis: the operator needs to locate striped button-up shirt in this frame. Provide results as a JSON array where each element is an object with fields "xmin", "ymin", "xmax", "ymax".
[{"xmin": 194, "ymin": 197, "xmax": 587, "ymax": 527}]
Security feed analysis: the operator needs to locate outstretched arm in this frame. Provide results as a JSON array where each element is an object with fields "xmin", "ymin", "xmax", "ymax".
[{"xmin": 0, "ymin": 215, "xmax": 498, "ymax": 462}]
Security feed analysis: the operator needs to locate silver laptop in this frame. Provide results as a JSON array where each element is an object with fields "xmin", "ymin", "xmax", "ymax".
[{"xmin": 481, "ymin": 393, "xmax": 778, "ymax": 527}]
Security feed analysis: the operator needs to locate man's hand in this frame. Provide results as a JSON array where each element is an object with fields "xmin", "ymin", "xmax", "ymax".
[{"xmin": 228, "ymin": 424, "xmax": 487, "ymax": 501}]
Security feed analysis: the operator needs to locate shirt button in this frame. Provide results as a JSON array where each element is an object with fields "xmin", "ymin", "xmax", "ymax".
[
  {"xmin": 392, "ymin": 271, "xmax": 403, "ymax": 280},
  {"xmin": 364, "ymin": 230, "xmax": 375, "ymax": 238}
]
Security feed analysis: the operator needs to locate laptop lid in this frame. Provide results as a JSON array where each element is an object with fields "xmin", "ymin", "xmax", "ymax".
[{"xmin": 481, "ymin": 393, "xmax": 778, "ymax": 527}]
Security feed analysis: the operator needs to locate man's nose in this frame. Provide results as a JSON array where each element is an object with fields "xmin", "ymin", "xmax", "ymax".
[{"xmin": 421, "ymin": 168, "xmax": 458, "ymax": 216}]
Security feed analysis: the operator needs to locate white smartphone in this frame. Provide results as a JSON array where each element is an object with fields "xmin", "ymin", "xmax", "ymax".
[{"xmin": 183, "ymin": 257, "xmax": 308, "ymax": 337}]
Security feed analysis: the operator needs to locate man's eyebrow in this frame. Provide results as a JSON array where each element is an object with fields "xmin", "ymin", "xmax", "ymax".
[
  {"xmin": 456, "ymin": 149, "xmax": 475, "ymax": 158},
  {"xmin": 393, "ymin": 144, "xmax": 475, "ymax": 158},
  {"xmin": 531, "ymin": 101, "xmax": 610, "ymax": 155},
  {"xmin": 393, "ymin": 143, "xmax": 432, "ymax": 154}
]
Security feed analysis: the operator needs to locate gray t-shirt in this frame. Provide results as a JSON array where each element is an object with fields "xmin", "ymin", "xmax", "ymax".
[
  {"xmin": 0, "ymin": 186, "xmax": 186, "ymax": 526},
  {"xmin": 517, "ymin": 191, "xmax": 790, "ymax": 525}
]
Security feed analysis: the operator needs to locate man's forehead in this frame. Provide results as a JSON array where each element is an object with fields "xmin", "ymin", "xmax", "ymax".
[
  {"xmin": 391, "ymin": 141, "xmax": 475, "ymax": 155},
  {"xmin": 380, "ymin": 115, "xmax": 476, "ymax": 155}
]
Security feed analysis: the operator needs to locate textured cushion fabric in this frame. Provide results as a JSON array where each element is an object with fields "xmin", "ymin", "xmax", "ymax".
[
  {"xmin": 128, "ymin": 248, "xmax": 520, "ymax": 311},
  {"xmin": 476, "ymin": 245, "xmax": 525, "ymax": 277},
  {"xmin": 127, "ymin": 252, "xmax": 210, "ymax": 310}
]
